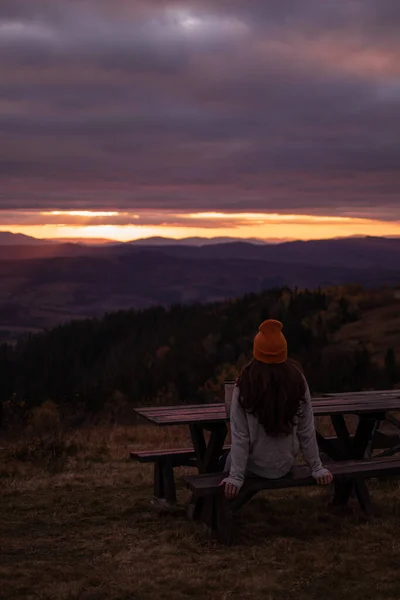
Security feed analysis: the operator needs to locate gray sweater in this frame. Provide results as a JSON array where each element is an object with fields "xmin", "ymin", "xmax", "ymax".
[{"xmin": 223, "ymin": 383, "xmax": 329, "ymax": 489}]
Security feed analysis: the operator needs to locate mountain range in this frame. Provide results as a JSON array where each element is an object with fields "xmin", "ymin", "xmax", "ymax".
[
  {"xmin": 0, "ymin": 231, "xmax": 55, "ymax": 246},
  {"xmin": 0, "ymin": 231, "xmax": 273, "ymax": 251},
  {"xmin": 0, "ymin": 234, "xmax": 399, "ymax": 342}
]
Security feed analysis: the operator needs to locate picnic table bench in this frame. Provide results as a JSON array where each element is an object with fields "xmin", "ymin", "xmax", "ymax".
[
  {"xmin": 133, "ymin": 389, "xmax": 400, "ymax": 541},
  {"xmin": 131, "ymin": 445, "xmax": 230, "ymax": 506},
  {"xmin": 185, "ymin": 455, "xmax": 400, "ymax": 544}
]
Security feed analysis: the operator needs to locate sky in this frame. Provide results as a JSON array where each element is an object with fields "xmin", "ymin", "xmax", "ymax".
[{"xmin": 1, "ymin": 0, "xmax": 400, "ymax": 241}]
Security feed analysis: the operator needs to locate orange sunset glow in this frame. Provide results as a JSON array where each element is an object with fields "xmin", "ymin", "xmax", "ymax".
[{"xmin": 3, "ymin": 211, "xmax": 399, "ymax": 242}]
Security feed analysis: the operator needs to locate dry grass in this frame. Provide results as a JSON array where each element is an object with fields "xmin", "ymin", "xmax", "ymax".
[{"xmin": 1, "ymin": 423, "xmax": 400, "ymax": 600}]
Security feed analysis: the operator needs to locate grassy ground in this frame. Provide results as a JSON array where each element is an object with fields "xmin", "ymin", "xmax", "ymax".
[{"xmin": 1, "ymin": 424, "xmax": 400, "ymax": 600}]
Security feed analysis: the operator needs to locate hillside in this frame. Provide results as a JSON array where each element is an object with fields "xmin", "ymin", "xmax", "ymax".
[
  {"xmin": 0, "ymin": 242, "xmax": 101, "ymax": 261},
  {"xmin": 1, "ymin": 286, "xmax": 399, "ymax": 424},
  {"xmin": 333, "ymin": 295, "xmax": 400, "ymax": 365},
  {"xmin": 0, "ymin": 237, "xmax": 399, "ymax": 341},
  {"xmin": 135, "ymin": 236, "xmax": 400, "ymax": 269}
]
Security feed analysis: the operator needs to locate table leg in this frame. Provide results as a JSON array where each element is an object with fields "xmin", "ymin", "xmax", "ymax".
[
  {"xmin": 385, "ymin": 412, "xmax": 400, "ymax": 430},
  {"xmin": 189, "ymin": 423, "xmax": 228, "ymax": 473},
  {"xmin": 203, "ymin": 423, "xmax": 229, "ymax": 472},
  {"xmin": 373, "ymin": 412, "xmax": 400, "ymax": 458},
  {"xmin": 189, "ymin": 424, "xmax": 207, "ymax": 472},
  {"xmin": 153, "ymin": 461, "xmax": 164, "ymax": 500},
  {"xmin": 354, "ymin": 478, "xmax": 374, "ymax": 516},
  {"xmin": 151, "ymin": 459, "xmax": 177, "ymax": 507},
  {"xmin": 352, "ymin": 416, "xmax": 379, "ymax": 460},
  {"xmin": 188, "ymin": 422, "xmax": 228, "ymax": 520},
  {"xmin": 316, "ymin": 431, "xmax": 348, "ymax": 461},
  {"xmin": 163, "ymin": 460, "xmax": 177, "ymax": 504},
  {"xmin": 331, "ymin": 416, "xmax": 353, "ymax": 454},
  {"xmin": 331, "ymin": 415, "xmax": 378, "ymax": 510}
]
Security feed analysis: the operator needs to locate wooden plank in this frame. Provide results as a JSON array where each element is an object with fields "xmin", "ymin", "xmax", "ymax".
[
  {"xmin": 321, "ymin": 390, "xmax": 400, "ymax": 398},
  {"xmin": 313, "ymin": 398, "xmax": 400, "ymax": 408},
  {"xmin": 138, "ymin": 413, "xmax": 224, "ymax": 424},
  {"xmin": 314, "ymin": 395, "xmax": 400, "ymax": 403},
  {"xmin": 131, "ymin": 444, "xmax": 230, "ymax": 462},
  {"xmin": 136, "ymin": 406, "xmax": 391, "ymax": 422},
  {"xmin": 306, "ymin": 398, "xmax": 394, "ymax": 412},
  {"xmin": 185, "ymin": 456, "xmax": 400, "ymax": 495},
  {"xmin": 137, "ymin": 402, "xmax": 223, "ymax": 414},
  {"xmin": 131, "ymin": 447, "xmax": 196, "ymax": 460},
  {"xmin": 138, "ymin": 406, "xmax": 225, "ymax": 420},
  {"xmin": 137, "ymin": 406, "xmax": 225, "ymax": 418},
  {"xmin": 137, "ymin": 397, "xmax": 400, "ymax": 414},
  {"xmin": 136, "ymin": 389, "xmax": 400, "ymax": 410},
  {"xmin": 145, "ymin": 414, "xmax": 226, "ymax": 425},
  {"xmin": 135, "ymin": 397, "xmax": 400, "ymax": 426},
  {"xmin": 136, "ymin": 396, "xmax": 400, "ymax": 419},
  {"xmin": 136, "ymin": 408, "xmax": 225, "ymax": 420},
  {"xmin": 138, "ymin": 404, "xmax": 225, "ymax": 413},
  {"xmin": 141, "ymin": 407, "xmax": 394, "ymax": 426},
  {"xmin": 141, "ymin": 400, "xmax": 397, "ymax": 411},
  {"xmin": 324, "ymin": 398, "xmax": 390, "ymax": 409}
]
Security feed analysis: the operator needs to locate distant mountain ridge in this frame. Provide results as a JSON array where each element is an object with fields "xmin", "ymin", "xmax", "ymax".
[
  {"xmin": 0, "ymin": 230, "xmax": 398, "ymax": 252},
  {"xmin": 117, "ymin": 236, "xmax": 400, "ymax": 270},
  {"xmin": 128, "ymin": 235, "xmax": 270, "ymax": 246},
  {"xmin": 0, "ymin": 232, "xmax": 273, "ymax": 247},
  {"xmin": 0, "ymin": 231, "xmax": 54, "ymax": 246},
  {"xmin": 1, "ymin": 234, "xmax": 400, "ymax": 267}
]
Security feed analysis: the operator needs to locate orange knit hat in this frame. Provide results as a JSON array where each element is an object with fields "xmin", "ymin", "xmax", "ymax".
[{"xmin": 253, "ymin": 319, "xmax": 287, "ymax": 364}]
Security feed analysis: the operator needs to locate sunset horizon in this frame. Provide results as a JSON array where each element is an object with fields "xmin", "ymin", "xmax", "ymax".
[
  {"xmin": 2, "ymin": 210, "xmax": 400, "ymax": 243},
  {"xmin": 1, "ymin": 1, "xmax": 399, "ymax": 240}
]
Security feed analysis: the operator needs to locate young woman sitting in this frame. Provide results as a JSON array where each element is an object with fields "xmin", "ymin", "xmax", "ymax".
[{"xmin": 222, "ymin": 319, "xmax": 333, "ymax": 499}]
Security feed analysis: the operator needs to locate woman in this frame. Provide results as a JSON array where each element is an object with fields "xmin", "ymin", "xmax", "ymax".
[{"xmin": 222, "ymin": 319, "xmax": 333, "ymax": 499}]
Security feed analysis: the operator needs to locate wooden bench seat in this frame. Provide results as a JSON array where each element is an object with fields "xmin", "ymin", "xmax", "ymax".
[
  {"xmin": 130, "ymin": 426, "xmax": 400, "ymax": 508},
  {"xmin": 131, "ymin": 447, "xmax": 201, "ymax": 465},
  {"xmin": 130, "ymin": 445, "xmax": 230, "ymax": 506},
  {"xmin": 184, "ymin": 456, "xmax": 400, "ymax": 544}
]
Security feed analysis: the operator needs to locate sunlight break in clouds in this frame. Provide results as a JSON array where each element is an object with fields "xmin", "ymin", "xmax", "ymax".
[
  {"xmin": 42, "ymin": 211, "xmax": 122, "ymax": 217},
  {"xmin": 2, "ymin": 211, "xmax": 400, "ymax": 242},
  {"xmin": 182, "ymin": 213, "xmax": 358, "ymax": 223}
]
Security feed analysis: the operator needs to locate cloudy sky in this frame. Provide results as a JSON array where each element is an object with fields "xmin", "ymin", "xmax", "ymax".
[{"xmin": 1, "ymin": 0, "xmax": 399, "ymax": 241}]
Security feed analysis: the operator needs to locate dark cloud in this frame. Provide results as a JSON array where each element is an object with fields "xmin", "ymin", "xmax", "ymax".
[{"xmin": 0, "ymin": 0, "xmax": 399, "ymax": 220}]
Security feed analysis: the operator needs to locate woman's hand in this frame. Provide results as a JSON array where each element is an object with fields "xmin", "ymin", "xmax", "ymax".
[
  {"xmin": 315, "ymin": 471, "xmax": 333, "ymax": 485},
  {"xmin": 219, "ymin": 481, "xmax": 240, "ymax": 499}
]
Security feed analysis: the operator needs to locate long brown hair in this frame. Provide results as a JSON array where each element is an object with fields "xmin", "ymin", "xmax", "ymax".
[{"xmin": 236, "ymin": 358, "xmax": 306, "ymax": 436}]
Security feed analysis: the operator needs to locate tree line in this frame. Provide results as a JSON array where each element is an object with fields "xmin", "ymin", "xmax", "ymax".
[{"xmin": 0, "ymin": 286, "xmax": 398, "ymax": 425}]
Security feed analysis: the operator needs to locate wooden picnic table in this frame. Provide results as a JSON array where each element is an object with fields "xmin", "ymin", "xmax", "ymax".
[{"xmin": 135, "ymin": 390, "xmax": 400, "ymax": 511}]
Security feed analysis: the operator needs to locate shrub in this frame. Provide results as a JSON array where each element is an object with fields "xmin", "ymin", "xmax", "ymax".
[{"xmin": 8, "ymin": 401, "xmax": 80, "ymax": 473}]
